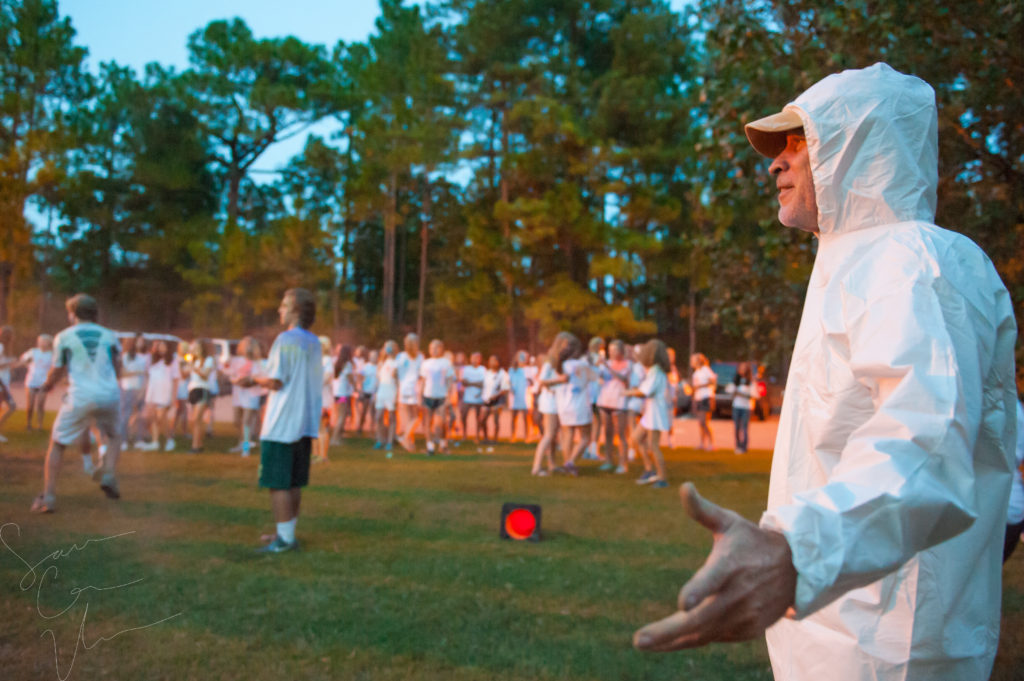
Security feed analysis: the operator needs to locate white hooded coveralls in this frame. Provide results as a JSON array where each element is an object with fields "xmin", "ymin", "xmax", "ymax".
[{"xmin": 758, "ymin": 64, "xmax": 1018, "ymax": 681}]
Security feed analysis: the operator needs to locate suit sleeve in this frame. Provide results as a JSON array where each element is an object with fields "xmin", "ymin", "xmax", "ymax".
[{"xmin": 760, "ymin": 276, "xmax": 994, "ymax": 617}]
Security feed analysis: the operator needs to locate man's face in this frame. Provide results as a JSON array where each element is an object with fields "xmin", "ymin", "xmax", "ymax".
[
  {"xmin": 278, "ymin": 294, "xmax": 298, "ymax": 326},
  {"xmin": 770, "ymin": 134, "xmax": 819, "ymax": 234}
]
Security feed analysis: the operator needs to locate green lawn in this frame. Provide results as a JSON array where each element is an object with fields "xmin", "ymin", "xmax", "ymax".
[{"xmin": 1, "ymin": 420, "xmax": 1021, "ymax": 681}]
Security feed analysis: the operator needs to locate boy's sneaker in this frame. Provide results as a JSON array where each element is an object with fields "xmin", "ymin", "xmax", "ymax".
[
  {"xmin": 614, "ymin": 464, "xmax": 628, "ymax": 474},
  {"xmin": 164, "ymin": 438, "xmax": 175, "ymax": 452},
  {"xmin": 98, "ymin": 473, "xmax": 120, "ymax": 499},
  {"xmin": 372, "ymin": 441, "xmax": 383, "ymax": 450},
  {"xmin": 563, "ymin": 461, "xmax": 579, "ymax": 477},
  {"xmin": 651, "ymin": 479, "xmax": 669, "ymax": 489},
  {"xmin": 30, "ymin": 494, "xmax": 56, "ymax": 514},
  {"xmin": 82, "ymin": 458, "xmax": 96, "ymax": 475},
  {"xmin": 635, "ymin": 470, "xmax": 657, "ymax": 485},
  {"xmin": 426, "ymin": 441, "xmax": 435, "ymax": 455},
  {"xmin": 256, "ymin": 535, "xmax": 298, "ymax": 554},
  {"xmin": 598, "ymin": 461, "xmax": 615, "ymax": 472}
]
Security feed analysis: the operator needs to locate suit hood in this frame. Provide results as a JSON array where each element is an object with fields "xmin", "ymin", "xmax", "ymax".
[{"xmin": 782, "ymin": 63, "xmax": 938, "ymax": 237}]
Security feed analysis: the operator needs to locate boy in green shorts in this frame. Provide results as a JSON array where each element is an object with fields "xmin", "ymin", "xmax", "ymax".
[{"xmin": 246, "ymin": 288, "xmax": 322, "ymax": 553}]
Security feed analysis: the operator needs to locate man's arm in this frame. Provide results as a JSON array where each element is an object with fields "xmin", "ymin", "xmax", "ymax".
[
  {"xmin": 250, "ymin": 375, "xmax": 283, "ymax": 391},
  {"xmin": 634, "ymin": 483, "xmax": 796, "ymax": 650},
  {"xmin": 249, "ymin": 338, "xmax": 285, "ymax": 392},
  {"xmin": 756, "ymin": 278, "xmax": 995, "ymax": 616},
  {"xmin": 636, "ymin": 271, "xmax": 1013, "ymax": 650},
  {"xmin": 40, "ymin": 364, "xmax": 68, "ymax": 393}
]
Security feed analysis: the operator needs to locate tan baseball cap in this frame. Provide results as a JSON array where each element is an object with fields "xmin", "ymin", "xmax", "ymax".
[{"xmin": 744, "ymin": 108, "xmax": 803, "ymax": 158}]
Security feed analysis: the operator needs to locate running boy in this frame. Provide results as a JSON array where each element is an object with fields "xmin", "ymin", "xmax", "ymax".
[{"xmin": 32, "ymin": 294, "xmax": 123, "ymax": 512}]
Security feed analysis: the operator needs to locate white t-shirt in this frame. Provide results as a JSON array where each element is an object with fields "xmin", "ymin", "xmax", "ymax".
[
  {"xmin": 639, "ymin": 365, "xmax": 671, "ymax": 432},
  {"xmin": 461, "ymin": 365, "xmax": 486, "ymax": 405},
  {"xmin": 627, "ymin": 362, "xmax": 646, "ymax": 413},
  {"xmin": 692, "ymin": 365, "xmax": 717, "ymax": 401},
  {"xmin": 420, "ymin": 356, "xmax": 454, "ymax": 400},
  {"xmin": 321, "ymin": 355, "xmax": 335, "ymax": 409},
  {"xmin": 587, "ymin": 354, "xmax": 602, "ymax": 405},
  {"xmin": 53, "ymin": 322, "xmax": 121, "ymax": 405},
  {"xmin": 176, "ymin": 357, "xmax": 191, "ymax": 399},
  {"xmin": 333, "ymin": 361, "xmax": 354, "ymax": 398},
  {"xmin": 232, "ymin": 358, "xmax": 264, "ymax": 410},
  {"xmin": 21, "ymin": 348, "xmax": 53, "ymax": 389},
  {"xmin": 536, "ymin": 362, "xmax": 558, "ymax": 415},
  {"xmin": 260, "ymin": 327, "xmax": 322, "ymax": 443},
  {"xmin": 396, "ymin": 352, "xmax": 423, "ymax": 404},
  {"xmin": 226, "ymin": 355, "xmax": 247, "ymax": 406},
  {"xmin": 145, "ymin": 358, "xmax": 180, "ymax": 406},
  {"xmin": 0, "ymin": 342, "xmax": 10, "ymax": 386},
  {"xmin": 360, "ymin": 362, "xmax": 378, "ymax": 394},
  {"xmin": 556, "ymin": 358, "xmax": 592, "ymax": 426},
  {"xmin": 119, "ymin": 353, "xmax": 150, "ymax": 391},
  {"xmin": 508, "ymin": 367, "xmax": 529, "ymax": 409},
  {"xmin": 187, "ymin": 356, "xmax": 216, "ymax": 392},
  {"xmin": 597, "ymin": 359, "xmax": 631, "ymax": 410},
  {"xmin": 482, "ymin": 368, "xmax": 510, "ymax": 403},
  {"xmin": 729, "ymin": 378, "xmax": 755, "ymax": 411},
  {"xmin": 375, "ymin": 357, "xmax": 398, "ymax": 410}
]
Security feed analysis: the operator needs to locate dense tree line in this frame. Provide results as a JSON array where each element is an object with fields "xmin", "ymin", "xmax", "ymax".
[{"xmin": 2, "ymin": 0, "xmax": 1020, "ymax": 377}]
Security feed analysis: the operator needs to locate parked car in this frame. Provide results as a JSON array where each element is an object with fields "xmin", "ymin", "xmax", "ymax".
[
  {"xmin": 754, "ymin": 373, "xmax": 785, "ymax": 421},
  {"xmin": 675, "ymin": 380, "xmax": 693, "ymax": 416},
  {"xmin": 113, "ymin": 330, "xmax": 183, "ymax": 349},
  {"xmin": 700, "ymin": 361, "xmax": 785, "ymax": 420},
  {"xmin": 709, "ymin": 361, "xmax": 739, "ymax": 419}
]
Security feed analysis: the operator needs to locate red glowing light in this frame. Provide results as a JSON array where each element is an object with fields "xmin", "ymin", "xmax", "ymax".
[{"xmin": 505, "ymin": 508, "xmax": 537, "ymax": 540}]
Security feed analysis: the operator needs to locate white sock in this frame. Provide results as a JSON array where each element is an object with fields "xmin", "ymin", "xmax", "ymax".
[{"xmin": 277, "ymin": 518, "xmax": 297, "ymax": 544}]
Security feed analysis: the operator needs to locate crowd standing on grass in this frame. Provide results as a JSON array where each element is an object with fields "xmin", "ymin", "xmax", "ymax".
[{"xmin": 0, "ymin": 318, "xmax": 773, "ymax": 487}]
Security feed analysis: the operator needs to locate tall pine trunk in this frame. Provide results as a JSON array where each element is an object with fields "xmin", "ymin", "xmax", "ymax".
[
  {"xmin": 382, "ymin": 171, "xmax": 398, "ymax": 331},
  {"xmin": 417, "ymin": 176, "xmax": 431, "ymax": 338},
  {"xmin": 500, "ymin": 107, "xmax": 516, "ymax": 360}
]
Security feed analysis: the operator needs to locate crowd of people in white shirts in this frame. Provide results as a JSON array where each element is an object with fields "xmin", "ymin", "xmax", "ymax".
[
  {"xmin": 0, "ymin": 324, "xmax": 765, "ymax": 491},
  {"xmin": 317, "ymin": 331, "xmax": 762, "ymax": 489}
]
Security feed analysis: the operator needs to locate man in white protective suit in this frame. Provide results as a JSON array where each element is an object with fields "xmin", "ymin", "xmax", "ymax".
[{"xmin": 633, "ymin": 63, "xmax": 1018, "ymax": 681}]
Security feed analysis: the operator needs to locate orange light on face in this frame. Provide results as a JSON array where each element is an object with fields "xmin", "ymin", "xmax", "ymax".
[{"xmin": 500, "ymin": 503, "xmax": 541, "ymax": 542}]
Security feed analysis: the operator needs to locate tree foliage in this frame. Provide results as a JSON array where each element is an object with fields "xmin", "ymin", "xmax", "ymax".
[{"xmin": 7, "ymin": 0, "xmax": 1021, "ymax": 379}]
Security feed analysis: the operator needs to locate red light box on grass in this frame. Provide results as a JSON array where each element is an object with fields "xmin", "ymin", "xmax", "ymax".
[{"xmin": 500, "ymin": 502, "xmax": 542, "ymax": 542}]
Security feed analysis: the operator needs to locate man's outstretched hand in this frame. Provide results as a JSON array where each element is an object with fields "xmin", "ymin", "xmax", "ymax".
[{"xmin": 633, "ymin": 482, "xmax": 798, "ymax": 651}]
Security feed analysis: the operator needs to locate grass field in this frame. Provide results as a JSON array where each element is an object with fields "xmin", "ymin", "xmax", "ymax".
[{"xmin": 1, "ymin": 419, "xmax": 1022, "ymax": 681}]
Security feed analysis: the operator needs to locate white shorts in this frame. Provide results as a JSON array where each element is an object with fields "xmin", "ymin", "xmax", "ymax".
[
  {"xmin": 375, "ymin": 384, "xmax": 397, "ymax": 411},
  {"xmin": 52, "ymin": 397, "xmax": 119, "ymax": 446}
]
